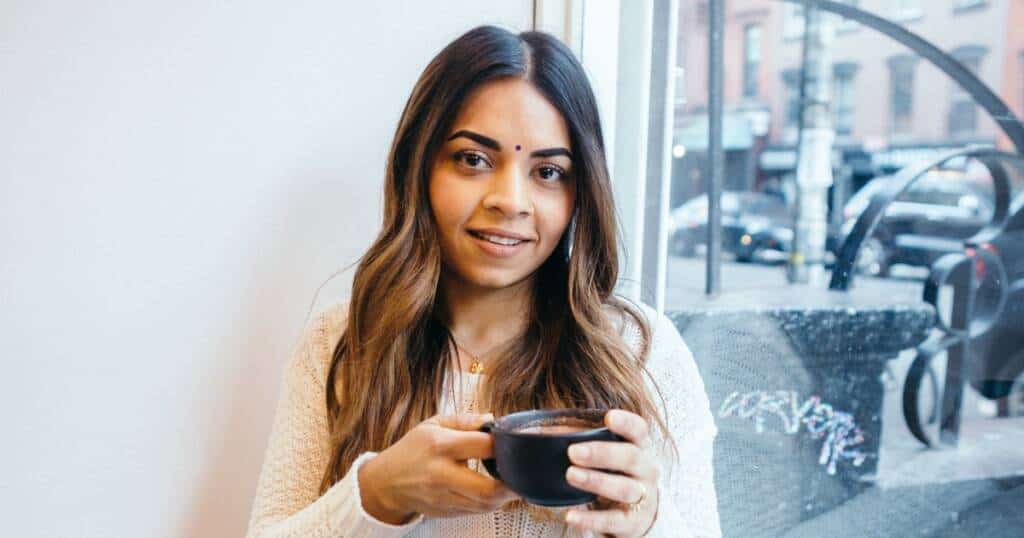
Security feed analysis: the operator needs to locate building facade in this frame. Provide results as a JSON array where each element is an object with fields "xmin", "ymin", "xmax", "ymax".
[{"xmin": 673, "ymin": 0, "xmax": 1024, "ymax": 205}]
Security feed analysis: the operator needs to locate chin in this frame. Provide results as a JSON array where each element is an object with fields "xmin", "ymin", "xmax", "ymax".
[{"xmin": 460, "ymin": 267, "xmax": 534, "ymax": 290}]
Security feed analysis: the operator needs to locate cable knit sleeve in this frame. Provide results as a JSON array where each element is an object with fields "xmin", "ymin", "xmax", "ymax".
[
  {"xmin": 637, "ymin": 308, "xmax": 722, "ymax": 538},
  {"xmin": 245, "ymin": 304, "xmax": 425, "ymax": 538}
]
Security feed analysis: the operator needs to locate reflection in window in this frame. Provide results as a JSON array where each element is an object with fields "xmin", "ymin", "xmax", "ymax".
[
  {"xmin": 743, "ymin": 24, "xmax": 762, "ymax": 99},
  {"xmin": 891, "ymin": 0, "xmax": 922, "ymax": 21},
  {"xmin": 953, "ymin": 0, "xmax": 988, "ymax": 10},
  {"xmin": 782, "ymin": 69, "xmax": 800, "ymax": 132},
  {"xmin": 888, "ymin": 55, "xmax": 918, "ymax": 136},
  {"xmin": 1020, "ymin": 51, "xmax": 1024, "ymax": 117},
  {"xmin": 783, "ymin": 4, "xmax": 804, "ymax": 40},
  {"xmin": 949, "ymin": 45, "xmax": 988, "ymax": 136},
  {"xmin": 834, "ymin": 0, "xmax": 860, "ymax": 32},
  {"xmin": 833, "ymin": 63, "xmax": 858, "ymax": 136}
]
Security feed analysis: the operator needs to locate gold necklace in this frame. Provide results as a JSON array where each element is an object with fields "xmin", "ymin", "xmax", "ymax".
[{"xmin": 452, "ymin": 339, "xmax": 486, "ymax": 374}]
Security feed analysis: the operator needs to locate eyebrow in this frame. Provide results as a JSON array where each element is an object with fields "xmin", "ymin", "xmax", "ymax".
[{"xmin": 447, "ymin": 130, "xmax": 573, "ymax": 159}]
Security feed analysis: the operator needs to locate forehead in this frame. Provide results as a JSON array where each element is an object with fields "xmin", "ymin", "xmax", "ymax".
[{"xmin": 446, "ymin": 78, "xmax": 570, "ymax": 149}]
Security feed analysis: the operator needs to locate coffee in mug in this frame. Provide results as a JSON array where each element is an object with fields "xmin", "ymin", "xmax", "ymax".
[{"xmin": 479, "ymin": 408, "xmax": 625, "ymax": 507}]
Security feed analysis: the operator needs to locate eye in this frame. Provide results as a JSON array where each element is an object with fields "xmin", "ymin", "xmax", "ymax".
[
  {"xmin": 452, "ymin": 150, "xmax": 491, "ymax": 171},
  {"xmin": 536, "ymin": 165, "xmax": 568, "ymax": 182}
]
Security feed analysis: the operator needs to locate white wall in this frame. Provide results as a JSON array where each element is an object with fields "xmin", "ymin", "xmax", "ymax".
[{"xmin": 0, "ymin": 2, "xmax": 532, "ymax": 536}]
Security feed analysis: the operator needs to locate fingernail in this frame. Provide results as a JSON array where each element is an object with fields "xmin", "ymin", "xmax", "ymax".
[
  {"xmin": 607, "ymin": 410, "xmax": 621, "ymax": 428},
  {"xmin": 568, "ymin": 444, "xmax": 589, "ymax": 461},
  {"xmin": 566, "ymin": 467, "xmax": 587, "ymax": 484}
]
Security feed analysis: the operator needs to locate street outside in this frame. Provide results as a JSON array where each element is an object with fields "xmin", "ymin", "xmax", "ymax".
[
  {"xmin": 665, "ymin": 254, "xmax": 1024, "ymax": 535},
  {"xmin": 666, "ymin": 254, "xmax": 995, "ymax": 430},
  {"xmin": 665, "ymin": 254, "xmax": 926, "ymax": 308}
]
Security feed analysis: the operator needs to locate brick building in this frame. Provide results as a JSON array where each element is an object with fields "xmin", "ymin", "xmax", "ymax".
[{"xmin": 673, "ymin": 0, "xmax": 1024, "ymax": 204}]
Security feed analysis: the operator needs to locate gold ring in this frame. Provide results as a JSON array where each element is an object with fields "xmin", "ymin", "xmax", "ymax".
[{"xmin": 627, "ymin": 485, "xmax": 647, "ymax": 512}]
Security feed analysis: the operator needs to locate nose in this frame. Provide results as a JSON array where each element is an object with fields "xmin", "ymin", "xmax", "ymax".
[{"xmin": 482, "ymin": 163, "xmax": 532, "ymax": 217}]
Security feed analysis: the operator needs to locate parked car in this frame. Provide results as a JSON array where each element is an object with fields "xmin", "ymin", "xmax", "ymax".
[
  {"xmin": 970, "ymin": 228, "xmax": 1024, "ymax": 417},
  {"xmin": 830, "ymin": 171, "xmax": 995, "ymax": 276},
  {"xmin": 669, "ymin": 191, "xmax": 792, "ymax": 263}
]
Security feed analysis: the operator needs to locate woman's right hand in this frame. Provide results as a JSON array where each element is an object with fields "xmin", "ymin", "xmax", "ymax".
[{"xmin": 357, "ymin": 412, "xmax": 520, "ymax": 524}]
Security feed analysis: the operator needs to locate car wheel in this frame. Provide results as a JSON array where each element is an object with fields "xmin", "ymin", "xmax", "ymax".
[
  {"xmin": 996, "ymin": 350, "xmax": 1024, "ymax": 417},
  {"xmin": 856, "ymin": 237, "xmax": 889, "ymax": 277}
]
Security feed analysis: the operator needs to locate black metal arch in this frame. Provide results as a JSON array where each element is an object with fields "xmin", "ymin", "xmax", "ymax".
[
  {"xmin": 828, "ymin": 148, "xmax": 1017, "ymax": 290},
  {"xmin": 823, "ymin": 147, "xmax": 1024, "ymax": 446}
]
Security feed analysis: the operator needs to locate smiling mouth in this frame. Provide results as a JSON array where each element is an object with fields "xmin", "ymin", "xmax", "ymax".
[{"xmin": 468, "ymin": 230, "xmax": 529, "ymax": 246}]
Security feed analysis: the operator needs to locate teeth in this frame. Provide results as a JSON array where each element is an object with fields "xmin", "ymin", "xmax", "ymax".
[{"xmin": 473, "ymin": 232, "xmax": 524, "ymax": 246}]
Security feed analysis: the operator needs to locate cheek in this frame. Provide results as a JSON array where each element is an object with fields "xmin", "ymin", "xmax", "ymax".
[
  {"xmin": 536, "ymin": 188, "xmax": 576, "ymax": 242},
  {"xmin": 428, "ymin": 176, "xmax": 466, "ymax": 229}
]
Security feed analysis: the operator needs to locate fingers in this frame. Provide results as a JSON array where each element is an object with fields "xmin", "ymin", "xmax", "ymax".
[
  {"xmin": 426, "ymin": 413, "xmax": 497, "ymax": 460},
  {"xmin": 428, "ymin": 430, "xmax": 495, "ymax": 461},
  {"xmin": 441, "ymin": 460, "xmax": 520, "ymax": 507},
  {"xmin": 444, "ymin": 485, "xmax": 517, "ymax": 514},
  {"xmin": 568, "ymin": 440, "xmax": 655, "ymax": 480},
  {"xmin": 420, "ymin": 463, "xmax": 519, "ymax": 517},
  {"xmin": 566, "ymin": 465, "xmax": 646, "ymax": 505},
  {"xmin": 565, "ymin": 505, "xmax": 634, "ymax": 535},
  {"xmin": 418, "ymin": 490, "xmax": 492, "ymax": 519},
  {"xmin": 604, "ymin": 409, "xmax": 651, "ymax": 447},
  {"xmin": 435, "ymin": 412, "xmax": 494, "ymax": 431}
]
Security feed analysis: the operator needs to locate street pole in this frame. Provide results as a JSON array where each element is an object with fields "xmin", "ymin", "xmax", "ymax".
[
  {"xmin": 707, "ymin": 0, "xmax": 724, "ymax": 296},
  {"xmin": 788, "ymin": 4, "xmax": 835, "ymax": 285}
]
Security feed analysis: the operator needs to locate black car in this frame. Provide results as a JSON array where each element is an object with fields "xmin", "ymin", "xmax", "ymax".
[
  {"xmin": 669, "ymin": 191, "xmax": 792, "ymax": 263},
  {"xmin": 831, "ymin": 171, "xmax": 995, "ymax": 276},
  {"xmin": 971, "ymin": 222, "xmax": 1024, "ymax": 416}
]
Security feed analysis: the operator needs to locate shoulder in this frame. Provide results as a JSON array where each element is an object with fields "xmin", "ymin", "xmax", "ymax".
[
  {"xmin": 605, "ymin": 298, "xmax": 692, "ymax": 368},
  {"xmin": 286, "ymin": 300, "xmax": 350, "ymax": 388},
  {"xmin": 614, "ymin": 303, "xmax": 717, "ymax": 447}
]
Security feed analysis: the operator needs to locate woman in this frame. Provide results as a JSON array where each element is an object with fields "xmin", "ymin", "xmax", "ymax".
[{"xmin": 246, "ymin": 25, "xmax": 720, "ymax": 538}]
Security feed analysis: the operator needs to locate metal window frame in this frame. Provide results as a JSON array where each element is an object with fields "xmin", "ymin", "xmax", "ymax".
[{"xmin": 569, "ymin": 0, "xmax": 678, "ymax": 312}]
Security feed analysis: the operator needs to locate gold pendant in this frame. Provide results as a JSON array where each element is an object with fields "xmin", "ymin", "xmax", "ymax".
[{"xmin": 469, "ymin": 358, "xmax": 484, "ymax": 374}]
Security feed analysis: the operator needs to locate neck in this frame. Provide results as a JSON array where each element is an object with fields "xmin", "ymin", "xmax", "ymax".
[{"xmin": 439, "ymin": 272, "xmax": 532, "ymax": 355}]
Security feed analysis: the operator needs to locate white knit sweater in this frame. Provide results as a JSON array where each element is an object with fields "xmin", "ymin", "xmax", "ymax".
[{"xmin": 245, "ymin": 301, "xmax": 721, "ymax": 538}]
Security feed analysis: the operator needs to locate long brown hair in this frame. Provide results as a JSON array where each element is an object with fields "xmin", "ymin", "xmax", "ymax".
[{"xmin": 318, "ymin": 25, "xmax": 676, "ymax": 496}]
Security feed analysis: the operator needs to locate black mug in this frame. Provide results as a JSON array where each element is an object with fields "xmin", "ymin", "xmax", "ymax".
[{"xmin": 478, "ymin": 408, "xmax": 625, "ymax": 507}]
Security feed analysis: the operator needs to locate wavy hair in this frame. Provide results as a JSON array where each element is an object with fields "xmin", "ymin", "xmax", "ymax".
[{"xmin": 318, "ymin": 25, "xmax": 675, "ymax": 497}]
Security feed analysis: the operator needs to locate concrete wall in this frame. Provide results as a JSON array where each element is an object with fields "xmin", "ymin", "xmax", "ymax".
[{"xmin": 0, "ymin": 2, "xmax": 532, "ymax": 536}]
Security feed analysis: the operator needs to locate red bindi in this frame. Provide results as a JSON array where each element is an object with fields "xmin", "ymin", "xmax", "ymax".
[{"xmin": 515, "ymin": 145, "xmax": 521, "ymax": 151}]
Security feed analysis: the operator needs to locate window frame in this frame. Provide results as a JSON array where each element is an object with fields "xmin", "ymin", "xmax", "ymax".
[
  {"xmin": 947, "ymin": 44, "xmax": 988, "ymax": 137},
  {"xmin": 743, "ymin": 23, "xmax": 762, "ymax": 99},
  {"xmin": 833, "ymin": 63, "xmax": 859, "ymax": 137},
  {"xmin": 572, "ymin": 0, "xmax": 678, "ymax": 311},
  {"xmin": 890, "ymin": 0, "xmax": 923, "ymax": 22},
  {"xmin": 952, "ymin": 0, "xmax": 988, "ymax": 13},
  {"xmin": 887, "ymin": 55, "xmax": 918, "ymax": 137}
]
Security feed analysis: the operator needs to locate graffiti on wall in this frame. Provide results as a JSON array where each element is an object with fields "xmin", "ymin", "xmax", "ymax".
[{"xmin": 718, "ymin": 390, "xmax": 869, "ymax": 475}]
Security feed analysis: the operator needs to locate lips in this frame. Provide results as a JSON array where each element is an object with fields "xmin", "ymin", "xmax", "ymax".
[
  {"xmin": 466, "ymin": 228, "xmax": 533, "ymax": 258},
  {"xmin": 469, "ymin": 230, "xmax": 527, "ymax": 246}
]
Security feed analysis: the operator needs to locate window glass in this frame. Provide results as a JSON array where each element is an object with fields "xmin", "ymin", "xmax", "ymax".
[
  {"xmin": 641, "ymin": 0, "xmax": 1024, "ymax": 535},
  {"xmin": 743, "ymin": 24, "xmax": 762, "ymax": 98}
]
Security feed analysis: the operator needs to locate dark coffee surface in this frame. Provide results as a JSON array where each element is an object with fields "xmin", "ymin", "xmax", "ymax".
[{"xmin": 513, "ymin": 416, "xmax": 599, "ymax": 435}]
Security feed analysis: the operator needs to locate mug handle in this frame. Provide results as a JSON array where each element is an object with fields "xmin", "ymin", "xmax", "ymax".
[{"xmin": 478, "ymin": 421, "xmax": 501, "ymax": 481}]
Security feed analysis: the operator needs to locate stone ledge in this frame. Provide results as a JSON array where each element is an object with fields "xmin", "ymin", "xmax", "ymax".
[{"xmin": 669, "ymin": 286, "xmax": 934, "ymax": 358}]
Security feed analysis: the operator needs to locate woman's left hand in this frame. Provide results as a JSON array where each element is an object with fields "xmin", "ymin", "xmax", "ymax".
[{"xmin": 564, "ymin": 409, "xmax": 659, "ymax": 537}]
